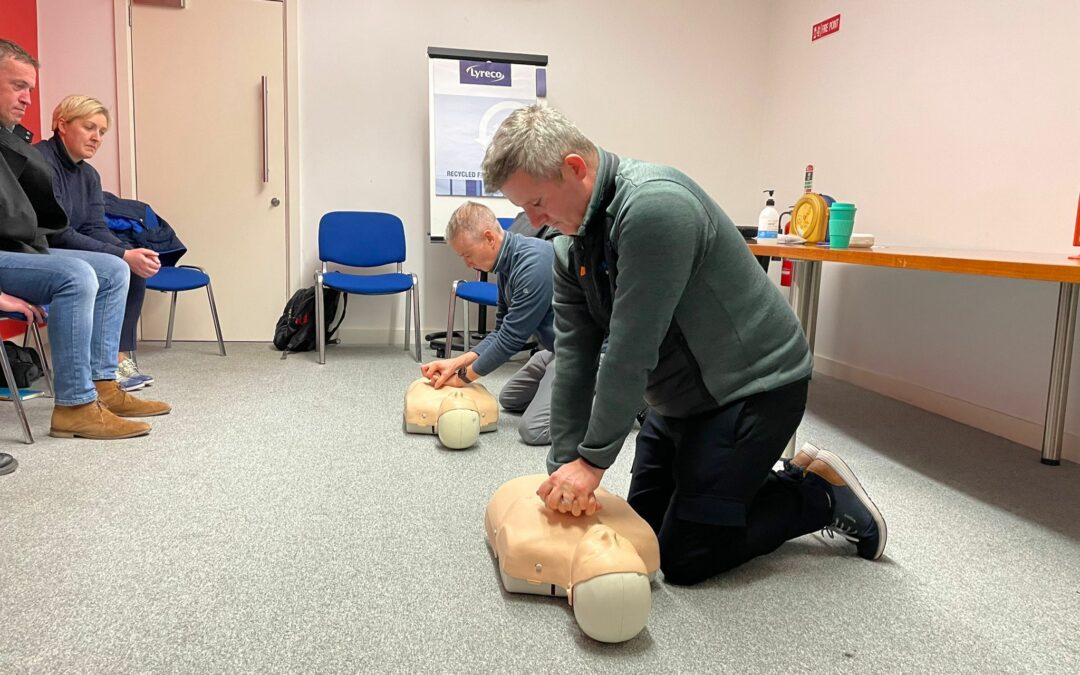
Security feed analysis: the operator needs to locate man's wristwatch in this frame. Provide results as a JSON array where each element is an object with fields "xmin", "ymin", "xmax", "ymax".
[{"xmin": 456, "ymin": 366, "xmax": 473, "ymax": 383}]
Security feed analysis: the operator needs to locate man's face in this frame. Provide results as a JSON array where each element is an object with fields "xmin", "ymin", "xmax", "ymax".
[
  {"xmin": 58, "ymin": 113, "xmax": 108, "ymax": 162},
  {"xmin": 450, "ymin": 228, "xmax": 501, "ymax": 273},
  {"xmin": 499, "ymin": 155, "xmax": 593, "ymax": 236},
  {"xmin": 0, "ymin": 57, "xmax": 36, "ymax": 128}
]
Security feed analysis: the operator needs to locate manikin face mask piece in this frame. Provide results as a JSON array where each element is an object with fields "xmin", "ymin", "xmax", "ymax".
[{"xmin": 436, "ymin": 392, "xmax": 480, "ymax": 449}]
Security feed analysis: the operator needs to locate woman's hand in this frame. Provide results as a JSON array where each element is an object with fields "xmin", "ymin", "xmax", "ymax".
[
  {"xmin": 123, "ymin": 248, "xmax": 161, "ymax": 278},
  {"xmin": 0, "ymin": 292, "xmax": 45, "ymax": 324},
  {"xmin": 537, "ymin": 458, "xmax": 605, "ymax": 517}
]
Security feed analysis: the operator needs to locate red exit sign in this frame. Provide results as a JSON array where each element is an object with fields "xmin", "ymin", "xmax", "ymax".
[{"xmin": 812, "ymin": 14, "xmax": 841, "ymax": 41}]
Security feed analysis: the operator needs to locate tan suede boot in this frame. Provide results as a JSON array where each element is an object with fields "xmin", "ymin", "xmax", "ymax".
[
  {"xmin": 50, "ymin": 401, "xmax": 151, "ymax": 439},
  {"xmin": 94, "ymin": 380, "xmax": 172, "ymax": 417}
]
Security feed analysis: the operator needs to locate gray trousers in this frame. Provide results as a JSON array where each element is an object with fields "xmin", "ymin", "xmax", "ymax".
[{"xmin": 498, "ymin": 349, "xmax": 554, "ymax": 446}]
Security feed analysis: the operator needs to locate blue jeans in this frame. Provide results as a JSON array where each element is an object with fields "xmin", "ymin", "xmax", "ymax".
[{"xmin": 0, "ymin": 249, "xmax": 129, "ymax": 405}]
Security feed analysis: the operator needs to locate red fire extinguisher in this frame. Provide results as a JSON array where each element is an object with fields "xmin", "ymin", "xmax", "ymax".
[{"xmin": 780, "ymin": 164, "xmax": 815, "ymax": 287}]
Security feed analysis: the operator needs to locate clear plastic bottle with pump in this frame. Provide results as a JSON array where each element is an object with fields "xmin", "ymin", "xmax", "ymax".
[{"xmin": 758, "ymin": 190, "xmax": 780, "ymax": 241}]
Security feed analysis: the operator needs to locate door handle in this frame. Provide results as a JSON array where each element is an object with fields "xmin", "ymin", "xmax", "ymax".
[
  {"xmin": 261, "ymin": 75, "xmax": 269, "ymax": 183},
  {"xmin": 270, "ymin": 198, "xmax": 280, "ymax": 207}
]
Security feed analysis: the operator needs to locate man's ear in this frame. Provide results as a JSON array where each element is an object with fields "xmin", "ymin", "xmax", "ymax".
[{"xmin": 563, "ymin": 154, "xmax": 589, "ymax": 180}]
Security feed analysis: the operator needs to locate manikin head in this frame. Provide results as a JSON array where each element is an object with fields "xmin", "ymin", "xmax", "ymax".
[
  {"xmin": 569, "ymin": 524, "xmax": 651, "ymax": 643},
  {"xmin": 436, "ymin": 391, "xmax": 481, "ymax": 450},
  {"xmin": 0, "ymin": 39, "xmax": 39, "ymax": 129},
  {"xmin": 52, "ymin": 94, "xmax": 110, "ymax": 162},
  {"xmin": 481, "ymin": 104, "xmax": 598, "ymax": 237}
]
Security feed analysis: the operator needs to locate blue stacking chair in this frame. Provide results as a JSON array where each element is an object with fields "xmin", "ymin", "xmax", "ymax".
[
  {"xmin": 0, "ymin": 311, "xmax": 55, "ymax": 444},
  {"xmin": 444, "ymin": 217, "xmax": 513, "ymax": 357},
  {"xmin": 315, "ymin": 211, "xmax": 420, "ymax": 364},
  {"xmin": 144, "ymin": 264, "xmax": 226, "ymax": 356}
]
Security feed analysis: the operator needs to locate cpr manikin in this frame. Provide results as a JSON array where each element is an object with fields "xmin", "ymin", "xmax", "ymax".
[
  {"xmin": 403, "ymin": 377, "xmax": 498, "ymax": 449},
  {"xmin": 484, "ymin": 475, "xmax": 660, "ymax": 643}
]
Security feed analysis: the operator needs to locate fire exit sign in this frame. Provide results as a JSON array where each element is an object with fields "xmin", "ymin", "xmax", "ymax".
[{"xmin": 812, "ymin": 14, "xmax": 841, "ymax": 41}]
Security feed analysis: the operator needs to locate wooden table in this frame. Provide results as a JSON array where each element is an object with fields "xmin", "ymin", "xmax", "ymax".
[{"xmin": 748, "ymin": 243, "xmax": 1080, "ymax": 465}]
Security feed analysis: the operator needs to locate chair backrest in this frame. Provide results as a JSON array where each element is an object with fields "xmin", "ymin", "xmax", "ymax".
[{"xmin": 319, "ymin": 211, "xmax": 406, "ymax": 268}]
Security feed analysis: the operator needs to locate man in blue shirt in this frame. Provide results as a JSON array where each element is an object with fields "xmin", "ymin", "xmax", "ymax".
[{"xmin": 422, "ymin": 201, "xmax": 556, "ymax": 445}]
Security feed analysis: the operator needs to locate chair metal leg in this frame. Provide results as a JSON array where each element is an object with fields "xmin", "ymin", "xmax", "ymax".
[
  {"xmin": 28, "ymin": 322, "xmax": 54, "ymax": 398},
  {"xmin": 315, "ymin": 273, "xmax": 327, "ymax": 365},
  {"xmin": 205, "ymin": 280, "xmax": 227, "ymax": 356},
  {"xmin": 446, "ymin": 281, "xmax": 460, "ymax": 359},
  {"xmin": 401, "ymin": 287, "xmax": 408, "ymax": 352},
  {"xmin": 463, "ymin": 301, "xmax": 472, "ymax": 352},
  {"xmin": 166, "ymin": 291, "xmax": 178, "ymax": 349},
  {"xmin": 0, "ymin": 338, "xmax": 33, "ymax": 444},
  {"xmin": 412, "ymin": 274, "xmax": 421, "ymax": 362}
]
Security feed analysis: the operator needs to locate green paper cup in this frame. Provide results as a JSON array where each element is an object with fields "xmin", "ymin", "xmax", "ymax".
[{"xmin": 828, "ymin": 204, "xmax": 856, "ymax": 249}]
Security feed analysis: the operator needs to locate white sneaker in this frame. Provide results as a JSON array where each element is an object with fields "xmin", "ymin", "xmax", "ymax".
[{"xmin": 117, "ymin": 358, "xmax": 154, "ymax": 387}]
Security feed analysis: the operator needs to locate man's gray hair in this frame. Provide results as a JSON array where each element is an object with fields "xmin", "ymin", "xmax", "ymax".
[
  {"xmin": 0, "ymin": 39, "xmax": 40, "ymax": 69},
  {"xmin": 481, "ymin": 104, "xmax": 596, "ymax": 191},
  {"xmin": 446, "ymin": 201, "xmax": 501, "ymax": 243}
]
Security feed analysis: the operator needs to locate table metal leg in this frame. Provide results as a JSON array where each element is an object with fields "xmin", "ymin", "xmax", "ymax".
[
  {"xmin": 1041, "ymin": 282, "xmax": 1078, "ymax": 466},
  {"xmin": 784, "ymin": 259, "xmax": 823, "ymax": 458}
]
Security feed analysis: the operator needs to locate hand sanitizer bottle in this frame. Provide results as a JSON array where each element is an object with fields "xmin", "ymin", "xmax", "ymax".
[{"xmin": 758, "ymin": 190, "xmax": 780, "ymax": 241}]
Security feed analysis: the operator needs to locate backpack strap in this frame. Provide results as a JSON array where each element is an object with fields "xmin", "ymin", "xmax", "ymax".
[{"xmin": 326, "ymin": 293, "xmax": 349, "ymax": 342}]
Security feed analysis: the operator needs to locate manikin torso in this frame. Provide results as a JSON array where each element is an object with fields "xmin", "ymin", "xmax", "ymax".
[
  {"xmin": 485, "ymin": 474, "xmax": 660, "ymax": 642},
  {"xmin": 404, "ymin": 377, "xmax": 498, "ymax": 448}
]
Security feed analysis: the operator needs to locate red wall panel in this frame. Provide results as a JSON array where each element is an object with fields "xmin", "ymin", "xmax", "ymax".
[{"xmin": 0, "ymin": 0, "xmax": 42, "ymax": 140}]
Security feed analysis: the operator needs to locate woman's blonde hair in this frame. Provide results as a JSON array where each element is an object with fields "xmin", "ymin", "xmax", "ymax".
[{"xmin": 51, "ymin": 95, "xmax": 111, "ymax": 133}]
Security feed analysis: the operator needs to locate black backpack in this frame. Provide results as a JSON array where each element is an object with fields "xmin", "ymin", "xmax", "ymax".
[
  {"xmin": 0, "ymin": 340, "xmax": 44, "ymax": 389},
  {"xmin": 273, "ymin": 286, "xmax": 348, "ymax": 354}
]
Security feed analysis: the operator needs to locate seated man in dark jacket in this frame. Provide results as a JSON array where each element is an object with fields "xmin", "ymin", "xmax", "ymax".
[
  {"xmin": 0, "ymin": 39, "xmax": 169, "ymax": 460},
  {"xmin": 36, "ymin": 94, "xmax": 160, "ymax": 389}
]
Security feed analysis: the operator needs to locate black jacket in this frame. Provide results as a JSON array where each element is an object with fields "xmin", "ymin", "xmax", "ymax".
[{"xmin": 0, "ymin": 128, "xmax": 67, "ymax": 253}]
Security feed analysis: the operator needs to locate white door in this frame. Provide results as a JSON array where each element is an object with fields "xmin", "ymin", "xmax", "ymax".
[{"xmin": 131, "ymin": 0, "xmax": 287, "ymax": 342}]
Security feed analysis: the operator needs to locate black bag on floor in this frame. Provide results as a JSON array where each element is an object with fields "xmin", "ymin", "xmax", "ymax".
[
  {"xmin": 0, "ymin": 340, "xmax": 44, "ymax": 388},
  {"xmin": 273, "ymin": 286, "xmax": 347, "ymax": 353}
]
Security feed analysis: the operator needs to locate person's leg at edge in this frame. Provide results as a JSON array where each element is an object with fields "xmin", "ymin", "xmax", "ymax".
[{"xmin": 649, "ymin": 379, "xmax": 833, "ymax": 585}]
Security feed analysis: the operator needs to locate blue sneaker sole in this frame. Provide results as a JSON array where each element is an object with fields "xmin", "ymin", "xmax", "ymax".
[{"xmin": 816, "ymin": 448, "xmax": 887, "ymax": 560}]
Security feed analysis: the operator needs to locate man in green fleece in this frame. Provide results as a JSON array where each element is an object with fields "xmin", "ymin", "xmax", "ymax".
[{"xmin": 481, "ymin": 105, "xmax": 886, "ymax": 585}]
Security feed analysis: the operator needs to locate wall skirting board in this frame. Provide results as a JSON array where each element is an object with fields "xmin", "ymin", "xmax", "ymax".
[{"xmin": 814, "ymin": 356, "xmax": 1079, "ymax": 465}]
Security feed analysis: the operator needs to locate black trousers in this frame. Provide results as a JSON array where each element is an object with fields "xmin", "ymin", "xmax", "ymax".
[
  {"xmin": 120, "ymin": 274, "xmax": 146, "ymax": 353},
  {"xmin": 627, "ymin": 377, "xmax": 829, "ymax": 585}
]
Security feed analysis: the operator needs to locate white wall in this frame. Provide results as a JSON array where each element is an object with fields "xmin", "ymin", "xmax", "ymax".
[
  {"xmin": 760, "ymin": 0, "xmax": 1080, "ymax": 459},
  {"xmin": 36, "ymin": 0, "xmax": 120, "ymax": 194},
  {"xmin": 298, "ymin": 0, "xmax": 772, "ymax": 343}
]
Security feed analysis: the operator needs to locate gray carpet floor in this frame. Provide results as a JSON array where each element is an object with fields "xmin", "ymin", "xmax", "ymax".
[{"xmin": 1, "ymin": 342, "xmax": 1078, "ymax": 673}]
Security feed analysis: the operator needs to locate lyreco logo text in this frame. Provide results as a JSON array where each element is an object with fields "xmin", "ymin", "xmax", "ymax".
[
  {"xmin": 466, "ymin": 65, "xmax": 504, "ymax": 81},
  {"xmin": 459, "ymin": 60, "xmax": 512, "ymax": 87}
]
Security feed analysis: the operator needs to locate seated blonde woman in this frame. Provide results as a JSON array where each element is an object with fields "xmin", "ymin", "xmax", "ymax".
[{"xmin": 35, "ymin": 95, "xmax": 161, "ymax": 390}]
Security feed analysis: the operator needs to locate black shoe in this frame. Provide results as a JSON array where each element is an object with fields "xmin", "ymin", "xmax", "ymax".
[
  {"xmin": 0, "ymin": 452, "xmax": 17, "ymax": 476},
  {"xmin": 806, "ymin": 448, "xmax": 887, "ymax": 560},
  {"xmin": 779, "ymin": 441, "xmax": 821, "ymax": 479}
]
